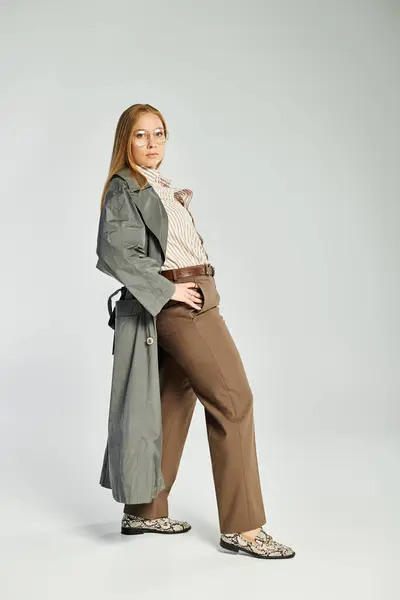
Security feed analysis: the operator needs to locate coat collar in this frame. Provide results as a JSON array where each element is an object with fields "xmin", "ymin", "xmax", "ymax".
[{"xmin": 114, "ymin": 166, "xmax": 168, "ymax": 264}]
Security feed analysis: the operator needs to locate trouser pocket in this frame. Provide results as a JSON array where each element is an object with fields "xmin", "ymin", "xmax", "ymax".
[{"xmin": 195, "ymin": 276, "xmax": 220, "ymax": 314}]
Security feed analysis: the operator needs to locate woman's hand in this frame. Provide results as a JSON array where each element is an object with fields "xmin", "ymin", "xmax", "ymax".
[{"xmin": 171, "ymin": 282, "xmax": 203, "ymax": 310}]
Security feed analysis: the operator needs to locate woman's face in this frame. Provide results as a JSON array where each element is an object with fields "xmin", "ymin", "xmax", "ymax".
[{"xmin": 131, "ymin": 113, "xmax": 166, "ymax": 168}]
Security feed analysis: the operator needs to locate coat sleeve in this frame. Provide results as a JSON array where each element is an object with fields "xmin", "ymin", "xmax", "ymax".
[{"xmin": 96, "ymin": 177, "xmax": 176, "ymax": 317}]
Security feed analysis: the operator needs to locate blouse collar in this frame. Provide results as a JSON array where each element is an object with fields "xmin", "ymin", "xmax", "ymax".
[
  {"xmin": 136, "ymin": 164, "xmax": 171, "ymax": 188},
  {"xmin": 135, "ymin": 163, "xmax": 193, "ymax": 208}
]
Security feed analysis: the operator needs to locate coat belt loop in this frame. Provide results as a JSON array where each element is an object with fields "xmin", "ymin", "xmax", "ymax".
[
  {"xmin": 107, "ymin": 286, "xmax": 124, "ymax": 355},
  {"xmin": 107, "ymin": 286, "xmax": 124, "ymax": 328}
]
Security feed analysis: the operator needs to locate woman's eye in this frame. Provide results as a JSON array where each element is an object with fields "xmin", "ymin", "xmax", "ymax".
[{"xmin": 135, "ymin": 132, "xmax": 144, "ymax": 138}]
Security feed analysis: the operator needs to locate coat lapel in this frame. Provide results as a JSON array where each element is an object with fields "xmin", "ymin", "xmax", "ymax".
[{"xmin": 115, "ymin": 166, "xmax": 168, "ymax": 263}]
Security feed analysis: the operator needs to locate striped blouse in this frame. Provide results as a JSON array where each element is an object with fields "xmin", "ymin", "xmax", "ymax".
[{"xmin": 135, "ymin": 164, "xmax": 210, "ymax": 271}]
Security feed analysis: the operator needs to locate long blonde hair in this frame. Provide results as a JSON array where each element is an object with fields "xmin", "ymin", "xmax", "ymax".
[{"xmin": 100, "ymin": 103, "xmax": 168, "ymax": 211}]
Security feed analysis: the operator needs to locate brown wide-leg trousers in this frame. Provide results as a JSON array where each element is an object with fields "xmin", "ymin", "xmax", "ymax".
[{"xmin": 123, "ymin": 270, "xmax": 267, "ymax": 533}]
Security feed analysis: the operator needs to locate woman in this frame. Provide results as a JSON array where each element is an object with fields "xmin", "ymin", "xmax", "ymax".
[{"xmin": 96, "ymin": 103, "xmax": 295, "ymax": 560}]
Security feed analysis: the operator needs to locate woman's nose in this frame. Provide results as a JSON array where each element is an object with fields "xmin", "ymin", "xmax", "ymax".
[{"xmin": 147, "ymin": 133, "xmax": 157, "ymax": 146}]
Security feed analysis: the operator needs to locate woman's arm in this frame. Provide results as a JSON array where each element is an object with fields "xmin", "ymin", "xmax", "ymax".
[{"xmin": 96, "ymin": 177, "xmax": 176, "ymax": 317}]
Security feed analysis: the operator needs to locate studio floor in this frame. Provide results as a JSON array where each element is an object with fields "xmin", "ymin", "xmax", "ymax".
[{"xmin": 1, "ymin": 433, "xmax": 398, "ymax": 600}]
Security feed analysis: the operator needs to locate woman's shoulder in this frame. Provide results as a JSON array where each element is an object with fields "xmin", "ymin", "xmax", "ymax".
[
  {"xmin": 108, "ymin": 174, "xmax": 127, "ymax": 190},
  {"xmin": 112, "ymin": 167, "xmax": 142, "ymax": 194}
]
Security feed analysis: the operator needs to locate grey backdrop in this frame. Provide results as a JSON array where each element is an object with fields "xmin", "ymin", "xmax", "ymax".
[{"xmin": 1, "ymin": 1, "xmax": 399, "ymax": 598}]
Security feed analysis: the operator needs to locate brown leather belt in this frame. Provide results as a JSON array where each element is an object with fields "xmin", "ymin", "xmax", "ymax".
[{"xmin": 161, "ymin": 263, "xmax": 215, "ymax": 281}]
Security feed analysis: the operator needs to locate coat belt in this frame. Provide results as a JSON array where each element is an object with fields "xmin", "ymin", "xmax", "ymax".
[
  {"xmin": 106, "ymin": 286, "xmax": 153, "ymax": 354},
  {"xmin": 107, "ymin": 286, "xmax": 124, "ymax": 354}
]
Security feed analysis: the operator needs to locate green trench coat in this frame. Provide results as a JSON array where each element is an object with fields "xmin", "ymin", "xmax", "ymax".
[{"xmin": 96, "ymin": 166, "xmax": 177, "ymax": 504}]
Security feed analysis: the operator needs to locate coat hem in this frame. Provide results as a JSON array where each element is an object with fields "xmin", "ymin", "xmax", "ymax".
[{"xmin": 99, "ymin": 480, "xmax": 166, "ymax": 504}]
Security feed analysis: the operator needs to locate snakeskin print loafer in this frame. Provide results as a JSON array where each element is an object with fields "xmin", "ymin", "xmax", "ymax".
[
  {"xmin": 220, "ymin": 528, "xmax": 295, "ymax": 559},
  {"xmin": 121, "ymin": 513, "xmax": 191, "ymax": 535}
]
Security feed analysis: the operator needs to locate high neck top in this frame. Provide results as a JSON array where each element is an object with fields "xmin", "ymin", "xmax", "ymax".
[
  {"xmin": 136, "ymin": 164, "xmax": 193, "ymax": 209},
  {"xmin": 135, "ymin": 164, "xmax": 209, "ymax": 270},
  {"xmin": 136, "ymin": 164, "xmax": 171, "ymax": 187}
]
